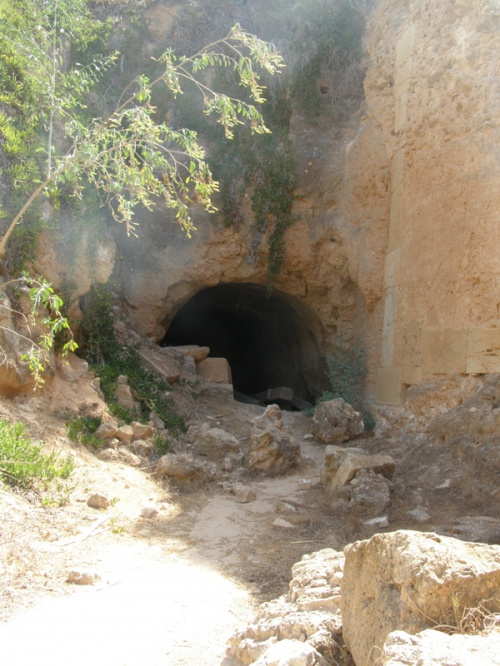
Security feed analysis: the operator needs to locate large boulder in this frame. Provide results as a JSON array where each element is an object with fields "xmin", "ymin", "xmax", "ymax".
[
  {"xmin": 247, "ymin": 405, "xmax": 300, "ymax": 473},
  {"xmin": 341, "ymin": 530, "xmax": 500, "ymax": 666},
  {"xmin": 312, "ymin": 399, "xmax": 364, "ymax": 445},
  {"xmin": 154, "ymin": 452, "xmax": 216, "ymax": 487},
  {"xmin": 185, "ymin": 423, "xmax": 241, "ymax": 461},
  {"xmin": 380, "ymin": 628, "xmax": 500, "ymax": 666}
]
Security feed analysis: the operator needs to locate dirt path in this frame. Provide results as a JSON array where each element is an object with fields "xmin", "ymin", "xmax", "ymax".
[{"xmin": 0, "ymin": 407, "xmax": 332, "ymax": 666}]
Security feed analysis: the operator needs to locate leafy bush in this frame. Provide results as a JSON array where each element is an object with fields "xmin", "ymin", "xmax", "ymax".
[
  {"xmin": 324, "ymin": 334, "xmax": 366, "ymax": 406},
  {"xmin": 318, "ymin": 334, "xmax": 375, "ymax": 430},
  {"xmin": 78, "ymin": 284, "xmax": 186, "ymax": 435},
  {"xmin": 66, "ymin": 415, "xmax": 103, "ymax": 449},
  {"xmin": 0, "ymin": 418, "xmax": 74, "ymax": 490}
]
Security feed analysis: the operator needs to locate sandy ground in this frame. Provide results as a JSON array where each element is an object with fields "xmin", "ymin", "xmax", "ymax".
[{"xmin": 0, "ymin": 374, "xmax": 338, "ymax": 666}]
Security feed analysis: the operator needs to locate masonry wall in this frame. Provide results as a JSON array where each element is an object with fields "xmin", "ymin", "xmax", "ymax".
[{"xmin": 364, "ymin": 0, "xmax": 500, "ymax": 404}]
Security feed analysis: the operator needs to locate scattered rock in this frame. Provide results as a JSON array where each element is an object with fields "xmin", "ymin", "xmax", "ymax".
[
  {"xmin": 253, "ymin": 639, "xmax": 329, "ymax": 666},
  {"xmin": 327, "ymin": 451, "xmax": 395, "ymax": 494},
  {"xmin": 154, "ymin": 452, "xmax": 216, "ymax": 486},
  {"xmin": 186, "ymin": 424, "xmax": 241, "ymax": 460},
  {"xmin": 321, "ymin": 445, "xmax": 367, "ymax": 492},
  {"xmin": 408, "ymin": 507, "xmax": 431, "ymax": 523},
  {"xmin": 232, "ymin": 483, "xmax": 256, "ymax": 503},
  {"xmin": 115, "ymin": 384, "xmax": 138, "ymax": 410},
  {"xmin": 117, "ymin": 447, "xmax": 141, "ymax": 467},
  {"xmin": 174, "ymin": 345, "xmax": 210, "ymax": 361},
  {"xmin": 338, "ymin": 468, "xmax": 392, "ymax": 516},
  {"xmin": 67, "ymin": 570, "xmax": 101, "ymax": 585},
  {"xmin": 97, "ymin": 448, "xmax": 119, "ymax": 462},
  {"xmin": 149, "ymin": 412, "xmax": 165, "ymax": 430},
  {"xmin": 115, "ymin": 425, "xmax": 134, "ymax": 445},
  {"xmin": 312, "ymin": 399, "xmax": 364, "ymax": 445},
  {"xmin": 131, "ymin": 421, "xmax": 154, "ymax": 440},
  {"xmin": 94, "ymin": 422, "xmax": 118, "ymax": 440},
  {"xmin": 196, "ymin": 357, "xmax": 233, "ymax": 384},
  {"xmin": 141, "ymin": 503, "xmax": 160, "ymax": 518},
  {"xmin": 380, "ymin": 629, "xmax": 500, "ymax": 666},
  {"xmin": 139, "ymin": 345, "xmax": 183, "ymax": 385},
  {"xmin": 362, "ymin": 515, "xmax": 389, "ymax": 529},
  {"xmin": 247, "ymin": 405, "xmax": 301, "ymax": 474},
  {"xmin": 341, "ymin": 530, "xmax": 500, "ymax": 666},
  {"xmin": 131, "ymin": 439, "xmax": 155, "ymax": 457},
  {"xmin": 273, "ymin": 519, "xmax": 295, "ymax": 529},
  {"xmin": 87, "ymin": 493, "xmax": 110, "ymax": 509}
]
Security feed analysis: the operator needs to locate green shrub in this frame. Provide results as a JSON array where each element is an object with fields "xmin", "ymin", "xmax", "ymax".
[
  {"xmin": 78, "ymin": 284, "xmax": 186, "ymax": 435},
  {"xmin": 317, "ymin": 334, "xmax": 376, "ymax": 430},
  {"xmin": 324, "ymin": 334, "xmax": 365, "ymax": 406},
  {"xmin": 0, "ymin": 418, "xmax": 74, "ymax": 490},
  {"xmin": 153, "ymin": 432, "xmax": 170, "ymax": 456},
  {"xmin": 66, "ymin": 415, "xmax": 103, "ymax": 449}
]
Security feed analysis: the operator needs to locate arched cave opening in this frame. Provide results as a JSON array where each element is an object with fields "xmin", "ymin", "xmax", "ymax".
[{"xmin": 161, "ymin": 283, "xmax": 326, "ymax": 407}]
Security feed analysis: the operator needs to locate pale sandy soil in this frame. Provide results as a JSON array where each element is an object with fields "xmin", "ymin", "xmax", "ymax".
[{"xmin": 0, "ymin": 372, "xmax": 341, "ymax": 666}]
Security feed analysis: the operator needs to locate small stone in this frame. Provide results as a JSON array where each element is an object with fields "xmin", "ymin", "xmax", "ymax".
[
  {"xmin": 224, "ymin": 457, "xmax": 233, "ymax": 472},
  {"xmin": 232, "ymin": 482, "xmax": 257, "ymax": 503},
  {"xmin": 117, "ymin": 447, "xmax": 141, "ymax": 467},
  {"xmin": 149, "ymin": 412, "xmax": 165, "ymax": 430},
  {"xmin": 303, "ymin": 434, "xmax": 314, "ymax": 440},
  {"xmin": 131, "ymin": 422, "xmax": 154, "ymax": 440},
  {"xmin": 408, "ymin": 507, "xmax": 431, "ymax": 523},
  {"xmin": 435, "ymin": 478, "xmax": 451, "ymax": 490},
  {"xmin": 297, "ymin": 478, "xmax": 314, "ymax": 490},
  {"xmin": 95, "ymin": 422, "xmax": 118, "ymax": 440},
  {"xmin": 362, "ymin": 515, "xmax": 389, "ymax": 528},
  {"xmin": 116, "ymin": 425, "xmax": 134, "ymax": 445},
  {"xmin": 67, "ymin": 570, "xmax": 101, "ymax": 585},
  {"xmin": 98, "ymin": 449, "xmax": 119, "ymax": 461},
  {"xmin": 131, "ymin": 439, "xmax": 154, "ymax": 457},
  {"xmin": 141, "ymin": 503, "xmax": 160, "ymax": 518},
  {"xmin": 87, "ymin": 493, "xmax": 110, "ymax": 509},
  {"xmin": 117, "ymin": 375, "xmax": 129, "ymax": 385},
  {"xmin": 273, "ymin": 518, "xmax": 295, "ymax": 529},
  {"xmin": 115, "ymin": 385, "xmax": 137, "ymax": 410}
]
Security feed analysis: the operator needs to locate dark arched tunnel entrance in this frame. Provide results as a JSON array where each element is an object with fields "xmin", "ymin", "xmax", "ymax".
[{"xmin": 161, "ymin": 283, "xmax": 326, "ymax": 406}]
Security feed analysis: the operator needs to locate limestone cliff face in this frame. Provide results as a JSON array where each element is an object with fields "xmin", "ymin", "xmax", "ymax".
[
  {"xmin": 363, "ymin": 0, "xmax": 500, "ymax": 404},
  {"xmin": 28, "ymin": 0, "xmax": 500, "ymax": 408}
]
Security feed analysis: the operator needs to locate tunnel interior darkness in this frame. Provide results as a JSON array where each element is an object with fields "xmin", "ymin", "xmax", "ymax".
[{"xmin": 161, "ymin": 283, "xmax": 326, "ymax": 403}]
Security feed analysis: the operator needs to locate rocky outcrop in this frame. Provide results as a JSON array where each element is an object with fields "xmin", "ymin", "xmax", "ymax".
[
  {"xmin": 341, "ymin": 530, "xmax": 500, "ymax": 666},
  {"xmin": 227, "ymin": 548, "xmax": 345, "ymax": 665}
]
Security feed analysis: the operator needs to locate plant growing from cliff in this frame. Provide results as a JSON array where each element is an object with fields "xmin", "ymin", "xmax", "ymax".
[
  {"xmin": 316, "ymin": 333, "xmax": 375, "ymax": 429},
  {"xmin": 78, "ymin": 284, "xmax": 185, "ymax": 435},
  {"xmin": 0, "ymin": 1, "xmax": 283, "ymax": 386},
  {"xmin": 0, "ymin": 3, "xmax": 284, "ymax": 260},
  {"xmin": 0, "ymin": 275, "xmax": 77, "ymax": 388}
]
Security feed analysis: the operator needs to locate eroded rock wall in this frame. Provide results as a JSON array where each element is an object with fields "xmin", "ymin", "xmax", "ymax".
[{"xmin": 26, "ymin": 0, "xmax": 499, "ymax": 411}]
